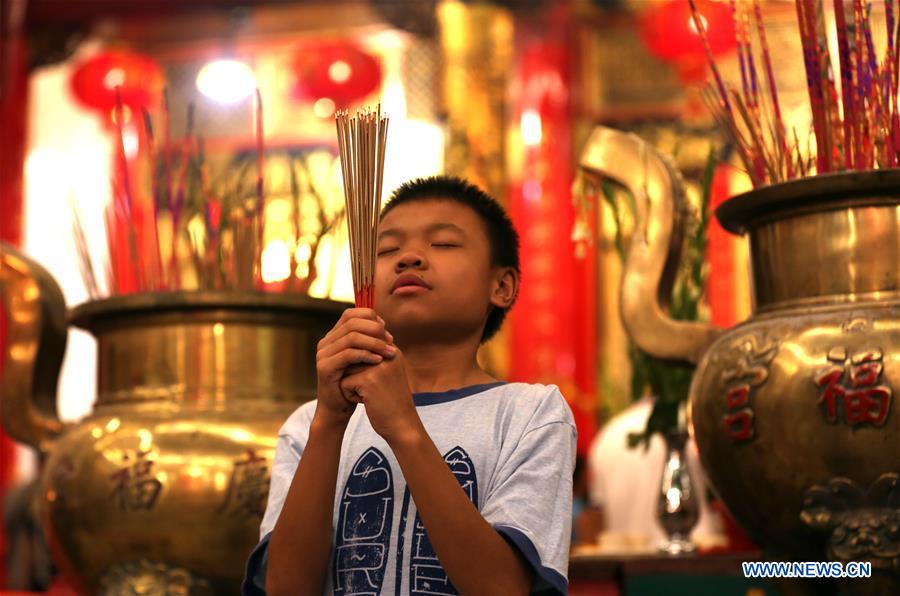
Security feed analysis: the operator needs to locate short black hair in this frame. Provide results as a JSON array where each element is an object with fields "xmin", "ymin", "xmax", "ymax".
[{"xmin": 381, "ymin": 176, "xmax": 520, "ymax": 343}]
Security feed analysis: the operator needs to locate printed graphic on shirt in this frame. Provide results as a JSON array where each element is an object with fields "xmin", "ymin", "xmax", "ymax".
[
  {"xmin": 334, "ymin": 447, "xmax": 394, "ymax": 595},
  {"xmin": 407, "ymin": 446, "xmax": 478, "ymax": 596}
]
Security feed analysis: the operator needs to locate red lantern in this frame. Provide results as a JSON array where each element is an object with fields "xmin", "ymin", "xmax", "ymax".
[
  {"xmin": 291, "ymin": 40, "xmax": 383, "ymax": 108},
  {"xmin": 70, "ymin": 50, "xmax": 164, "ymax": 113},
  {"xmin": 639, "ymin": 0, "xmax": 736, "ymax": 82}
]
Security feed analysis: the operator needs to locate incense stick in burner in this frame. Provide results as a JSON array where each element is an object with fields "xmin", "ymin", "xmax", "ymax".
[
  {"xmin": 71, "ymin": 199, "xmax": 100, "ymax": 299},
  {"xmin": 113, "ymin": 87, "xmax": 143, "ymax": 292},
  {"xmin": 335, "ymin": 106, "xmax": 389, "ymax": 309},
  {"xmin": 254, "ymin": 88, "xmax": 265, "ymax": 288},
  {"xmin": 142, "ymin": 107, "xmax": 164, "ymax": 290},
  {"xmin": 695, "ymin": 0, "xmax": 900, "ymax": 187},
  {"xmin": 77, "ymin": 90, "xmax": 346, "ymax": 298}
]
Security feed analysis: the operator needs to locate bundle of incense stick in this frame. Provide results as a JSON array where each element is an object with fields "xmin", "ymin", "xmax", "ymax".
[
  {"xmin": 335, "ymin": 106, "xmax": 389, "ymax": 308},
  {"xmin": 691, "ymin": 0, "xmax": 900, "ymax": 187}
]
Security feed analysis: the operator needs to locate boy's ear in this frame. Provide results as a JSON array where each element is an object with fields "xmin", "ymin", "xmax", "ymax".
[{"xmin": 490, "ymin": 267, "xmax": 519, "ymax": 309}]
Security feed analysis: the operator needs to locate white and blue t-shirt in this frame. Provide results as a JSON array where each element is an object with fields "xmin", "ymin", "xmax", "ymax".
[{"xmin": 243, "ymin": 381, "xmax": 577, "ymax": 595}]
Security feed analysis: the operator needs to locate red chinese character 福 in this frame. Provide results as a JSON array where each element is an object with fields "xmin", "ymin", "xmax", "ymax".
[{"xmin": 815, "ymin": 349, "xmax": 892, "ymax": 427}]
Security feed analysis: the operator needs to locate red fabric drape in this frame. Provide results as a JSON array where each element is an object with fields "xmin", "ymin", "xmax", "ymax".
[{"xmin": 0, "ymin": 0, "xmax": 29, "ymax": 587}]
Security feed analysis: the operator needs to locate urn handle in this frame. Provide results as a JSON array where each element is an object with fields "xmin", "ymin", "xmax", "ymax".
[
  {"xmin": 578, "ymin": 127, "xmax": 722, "ymax": 364},
  {"xmin": 0, "ymin": 242, "xmax": 67, "ymax": 450}
]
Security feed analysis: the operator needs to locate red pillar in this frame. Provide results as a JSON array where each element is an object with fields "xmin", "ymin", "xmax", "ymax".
[
  {"xmin": 508, "ymin": 2, "xmax": 596, "ymax": 455},
  {"xmin": 706, "ymin": 164, "xmax": 739, "ymax": 329},
  {"xmin": 0, "ymin": 0, "xmax": 30, "ymax": 586}
]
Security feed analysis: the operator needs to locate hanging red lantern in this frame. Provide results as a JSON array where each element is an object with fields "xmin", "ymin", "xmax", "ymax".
[
  {"xmin": 639, "ymin": 0, "xmax": 736, "ymax": 82},
  {"xmin": 70, "ymin": 50, "xmax": 164, "ymax": 113},
  {"xmin": 290, "ymin": 40, "xmax": 383, "ymax": 109}
]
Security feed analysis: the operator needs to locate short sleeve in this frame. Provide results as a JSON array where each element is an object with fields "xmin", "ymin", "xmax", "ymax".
[
  {"xmin": 480, "ymin": 389, "xmax": 577, "ymax": 595},
  {"xmin": 242, "ymin": 402, "xmax": 316, "ymax": 596}
]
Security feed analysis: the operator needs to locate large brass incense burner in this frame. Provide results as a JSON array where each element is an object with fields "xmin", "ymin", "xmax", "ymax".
[
  {"xmin": 581, "ymin": 127, "xmax": 899, "ymax": 594},
  {"xmin": 0, "ymin": 244, "xmax": 343, "ymax": 594}
]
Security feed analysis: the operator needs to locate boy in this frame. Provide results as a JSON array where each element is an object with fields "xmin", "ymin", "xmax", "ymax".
[{"xmin": 243, "ymin": 176, "xmax": 576, "ymax": 595}]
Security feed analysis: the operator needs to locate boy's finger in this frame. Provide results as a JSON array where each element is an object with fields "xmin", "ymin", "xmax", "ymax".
[
  {"xmin": 339, "ymin": 307, "xmax": 378, "ymax": 324},
  {"xmin": 318, "ymin": 333, "xmax": 396, "ymax": 361},
  {"xmin": 316, "ymin": 348, "xmax": 384, "ymax": 375},
  {"xmin": 319, "ymin": 350, "xmax": 383, "ymax": 376},
  {"xmin": 343, "ymin": 363, "xmax": 370, "ymax": 377},
  {"xmin": 344, "ymin": 392, "xmax": 363, "ymax": 404},
  {"xmin": 340, "ymin": 384, "xmax": 365, "ymax": 404},
  {"xmin": 343, "ymin": 317, "xmax": 388, "ymax": 335},
  {"xmin": 318, "ymin": 318, "xmax": 388, "ymax": 352},
  {"xmin": 374, "ymin": 317, "xmax": 394, "ymax": 343},
  {"xmin": 338, "ymin": 348, "xmax": 385, "ymax": 366},
  {"xmin": 319, "ymin": 319, "xmax": 392, "ymax": 360},
  {"xmin": 317, "ymin": 327, "xmax": 338, "ymax": 350},
  {"xmin": 330, "ymin": 318, "xmax": 390, "ymax": 343}
]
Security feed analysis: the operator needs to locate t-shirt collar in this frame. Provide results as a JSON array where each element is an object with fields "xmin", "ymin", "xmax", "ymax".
[{"xmin": 412, "ymin": 381, "xmax": 507, "ymax": 406}]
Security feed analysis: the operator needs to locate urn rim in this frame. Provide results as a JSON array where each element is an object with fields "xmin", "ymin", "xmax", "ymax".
[
  {"xmin": 69, "ymin": 290, "xmax": 350, "ymax": 331},
  {"xmin": 716, "ymin": 168, "xmax": 900, "ymax": 234}
]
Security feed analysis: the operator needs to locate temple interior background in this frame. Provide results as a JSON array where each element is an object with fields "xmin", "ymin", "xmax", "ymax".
[{"xmin": 2, "ymin": 0, "xmax": 896, "ymax": 595}]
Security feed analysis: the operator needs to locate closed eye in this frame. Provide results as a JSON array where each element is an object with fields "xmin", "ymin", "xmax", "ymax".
[
  {"xmin": 377, "ymin": 248, "xmax": 399, "ymax": 256},
  {"xmin": 431, "ymin": 243, "xmax": 459, "ymax": 248}
]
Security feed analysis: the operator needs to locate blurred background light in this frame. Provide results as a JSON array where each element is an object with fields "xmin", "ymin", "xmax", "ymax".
[{"xmin": 195, "ymin": 59, "xmax": 257, "ymax": 104}]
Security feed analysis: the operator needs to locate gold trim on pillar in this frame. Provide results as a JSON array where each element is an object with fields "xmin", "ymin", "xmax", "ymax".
[{"xmin": 438, "ymin": 0, "xmax": 513, "ymax": 378}]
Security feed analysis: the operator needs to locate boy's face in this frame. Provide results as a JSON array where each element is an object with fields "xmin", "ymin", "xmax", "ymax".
[{"xmin": 374, "ymin": 198, "xmax": 516, "ymax": 345}]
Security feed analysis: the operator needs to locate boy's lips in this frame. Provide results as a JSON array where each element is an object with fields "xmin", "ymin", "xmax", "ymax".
[{"xmin": 391, "ymin": 274, "xmax": 431, "ymax": 294}]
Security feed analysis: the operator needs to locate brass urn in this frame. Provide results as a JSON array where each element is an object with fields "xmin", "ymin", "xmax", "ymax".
[
  {"xmin": 580, "ymin": 128, "xmax": 899, "ymax": 594},
  {"xmin": 0, "ymin": 243, "xmax": 343, "ymax": 594}
]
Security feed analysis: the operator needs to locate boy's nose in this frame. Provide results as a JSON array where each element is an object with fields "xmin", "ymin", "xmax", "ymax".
[{"xmin": 396, "ymin": 251, "xmax": 426, "ymax": 270}]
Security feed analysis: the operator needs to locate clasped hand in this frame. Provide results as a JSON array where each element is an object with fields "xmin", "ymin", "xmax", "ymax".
[{"xmin": 315, "ymin": 308, "xmax": 420, "ymax": 443}]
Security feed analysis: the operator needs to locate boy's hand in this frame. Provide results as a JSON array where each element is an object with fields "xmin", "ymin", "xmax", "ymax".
[
  {"xmin": 315, "ymin": 308, "xmax": 396, "ymax": 428},
  {"xmin": 339, "ymin": 348, "xmax": 420, "ymax": 444}
]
